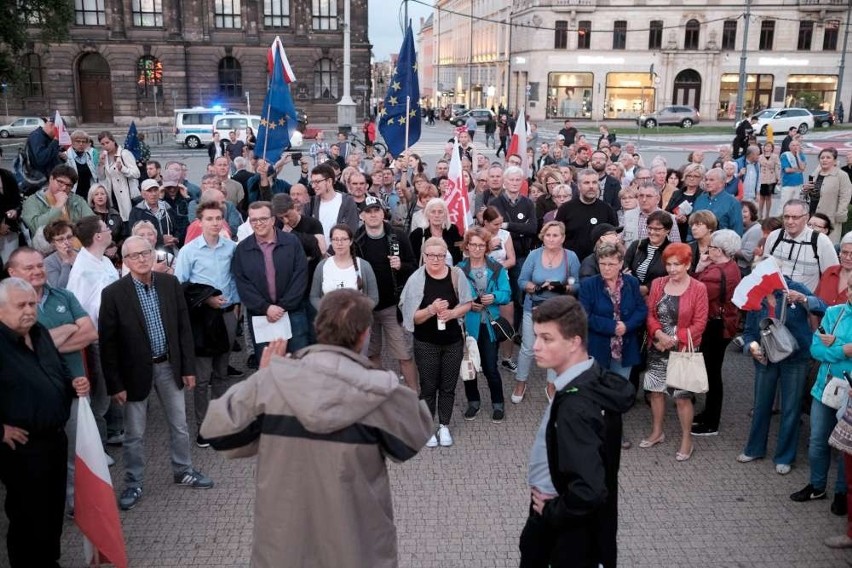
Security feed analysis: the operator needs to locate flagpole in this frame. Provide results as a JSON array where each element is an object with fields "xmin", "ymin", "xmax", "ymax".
[
  {"xmin": 261, "ymin": 98, "xmax": 272, "ymax": 164},
  {"xmin": 402, "ymin": 95, "xmax": 411, "ymax": 200}
]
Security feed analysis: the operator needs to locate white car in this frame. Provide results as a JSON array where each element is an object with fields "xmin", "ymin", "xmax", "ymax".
[
  {"xmin": 748, "ymin": 108, "xmax": 814, "ymax": 136},
  {"xmin": 0, "ymin": 116, "xmax": 45, "ymax": 138}
]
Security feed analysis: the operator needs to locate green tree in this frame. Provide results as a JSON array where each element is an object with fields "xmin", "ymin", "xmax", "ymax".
[{"xmin": 0, "ymin": 0, "xmax": 74, "ymax": 83}]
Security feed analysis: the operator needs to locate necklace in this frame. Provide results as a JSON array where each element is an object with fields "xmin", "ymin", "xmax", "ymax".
[{"xmin": 543, "ymin": 249, "xmax": 561, "ymax": 268}]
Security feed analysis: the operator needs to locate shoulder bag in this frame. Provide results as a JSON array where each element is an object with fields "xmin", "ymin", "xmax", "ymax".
[
  {"xmin": 459, "ymin": 325, "xmax": 481, "ymax": 382},
  {"xmin": 665, "ymin": 330, "xmax": 709, "ymax": 393},
  {"xmin": 758, "ymin": 295, "xmax": 798, "ymax": 363},
  {"xmin": 820, "ymin": 310, "xmax": 847, "ymax": 410}
]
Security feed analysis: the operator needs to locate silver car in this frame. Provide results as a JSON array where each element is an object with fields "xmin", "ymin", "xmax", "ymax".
[
  {"xmin": 637, "ymin": 106, "xmax": 700, "ymax": 128},
  {"xmin": 0, "ymin": 116, "xmax": 45, "ymax": 138}
]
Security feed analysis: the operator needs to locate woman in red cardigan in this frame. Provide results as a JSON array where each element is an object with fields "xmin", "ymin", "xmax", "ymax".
[{"xmin": 639, "ymin": 243, "xmax": 709, "ymax": 462}]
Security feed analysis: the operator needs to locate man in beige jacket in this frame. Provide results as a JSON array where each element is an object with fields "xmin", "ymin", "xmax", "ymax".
[{"xmin": 201, "ymin": 288, "xmax": 433, "ymax": 567}]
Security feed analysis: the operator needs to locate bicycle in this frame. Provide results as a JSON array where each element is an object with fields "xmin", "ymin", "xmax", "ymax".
[{"xmin": 348, "ymin": 132, "xmax": 387, "ymax": 158}]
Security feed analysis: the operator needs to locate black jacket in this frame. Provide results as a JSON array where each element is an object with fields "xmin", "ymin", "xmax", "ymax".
[
  {"xmin": 491, "ymin": 193, "xmax": 538, "ymax": 258},
  {"xmin": 183, "ymin": 283, "xmax": 231, "ymax": 357},
  {"xmin": 25, "ymin": 127, "xmax": 61, "ymax": 179},
  {"xmin": 624, "ymin": 237, "xmax": 671, "ymax": 287},
  {"xmin": 99, "ymin": 274, "xmax": 196, "ymax": 401},
  {"xmin": 542, "ymin": 362, "xmax": 635, "ymax": 568},
  {"xmin": 355, "ymin": 222, "xmax": 417, "ymax": 310},
  {"xmin": 207, "ymin": 140, "xmax": 228, "ymax": 164}
]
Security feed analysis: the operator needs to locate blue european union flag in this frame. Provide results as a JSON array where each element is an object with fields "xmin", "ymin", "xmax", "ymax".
[
  {"xmin": 378, "ymin": 22, "xmax": 421, "ymax": 157},
  {"xmin": 124, "ymin": 121, "xmax": 141, "ymax": 160},
  {"xmin": 256, "ymin": 42, "xmax": 298, "ymax": 163}
]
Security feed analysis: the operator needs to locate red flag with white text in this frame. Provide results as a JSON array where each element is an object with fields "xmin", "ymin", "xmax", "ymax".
[{"xmin": 445, "ymin": 137, "xmax": 470, "ymax": 237}]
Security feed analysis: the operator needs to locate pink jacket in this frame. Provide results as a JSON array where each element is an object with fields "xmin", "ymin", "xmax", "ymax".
[{"xmin": 646, "ymin": 276, "xmax": 708, "ymax": 349}]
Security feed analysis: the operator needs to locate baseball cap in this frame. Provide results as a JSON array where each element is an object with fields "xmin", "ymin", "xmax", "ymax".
[
  {"xmin": 161, "ymin": 170, "xmax": 181, "ymax": 188},
  {"xmin": 557, "ymin": 134, "xmax": 565, "ymax": 141},
  {"xmin": 140, "ymin": 179, "xmax": 160, "ymax": 192},
  {"xmin": 591, "ymin": 223, "xmax": 623, "ymax": 244},
  {"xmin": 363, "ymin": 195, "xmax": 385, "ymax": 211}
]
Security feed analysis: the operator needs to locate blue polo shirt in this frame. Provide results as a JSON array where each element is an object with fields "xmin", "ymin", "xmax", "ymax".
[
  {"xmin": 37, "ymin": 284, "xmax": 89, "ymax": 377},
  {"xmin": 691, "ymin": 190, "xmax": 744, "ymax": 237}
]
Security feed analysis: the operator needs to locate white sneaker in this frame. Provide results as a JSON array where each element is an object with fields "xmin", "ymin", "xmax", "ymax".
[
  {"xmin": 425, "ymin": 434, "xmax": 438, "ymax": 448},
  {"xmin": 775, "ymin": 464, "xmax": 791, "ymax": 475},
  {"xmin": 437, "ymin": 425, "xmax": 453, "ymax": 447}
]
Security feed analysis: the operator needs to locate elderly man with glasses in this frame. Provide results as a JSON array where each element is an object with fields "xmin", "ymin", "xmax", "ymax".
[{"xmin": 622, "ymin": 182, "xmax": 681, "ymax": 247}]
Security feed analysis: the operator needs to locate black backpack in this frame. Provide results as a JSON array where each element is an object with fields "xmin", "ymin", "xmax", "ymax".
[{"xmin": 768, "ymin": 229, "xmax": 821, "ymax": 274}]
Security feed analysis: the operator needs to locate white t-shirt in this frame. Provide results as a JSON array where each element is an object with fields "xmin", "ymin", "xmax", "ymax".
[
  {"xmin": 321, "ymin": 258, "xmax": 360, "ymax": 295},
  {"xmin": 318, "ymin": 192, "xmax": 343, "ymax": 242},
  {"xmin": 488, "ymin": 229, "xmax": 511, "ymax": 264}
]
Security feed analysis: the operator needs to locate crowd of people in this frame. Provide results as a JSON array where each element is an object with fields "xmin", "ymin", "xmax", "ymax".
[{"xmin": 2, "ymin": 113, "xmax": 852, "ymax": 566}]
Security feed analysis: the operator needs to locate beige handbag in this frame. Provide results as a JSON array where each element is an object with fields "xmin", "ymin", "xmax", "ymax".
[{"xmin": 665, "ymin": 330, "xmax": 709, "ymax": 393}]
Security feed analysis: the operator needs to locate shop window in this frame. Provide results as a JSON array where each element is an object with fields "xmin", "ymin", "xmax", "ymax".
[
  {"xmin": 554, "ymin": 21, "xmax": 568, "ymax": 50},
  {"xmin": 136, "ymin": 56, "xmax": 162, "ymax": 98},
  {"xmin": 786, "ymin": 74, "xmax": 837, "ymax": 111},
  {"xmin": 21, "ymin": 53, "xmax": 44, "ymax": 97},
  {"xmin": 605, "ymin": 72, "xmax": 655, "ymax": 120},
  {"xmin": 546, "ymin": 72, "xmax": 593, "ymax": 119},
  {"xmin": 823, "ymin": 21, "xmax": 839, "ymax": 51},
  {"xmin": 132, "ymin": 0, "xmax": 163, "ymax": 27},
  {"xmin": 612, "ymin": 21, "xmax": 626, "ymax": 50},
  {"xmin": 218, "ymin": 56, "xmax": 242, "ymax": 98},
  {"xmin": 718, "ymin": 73, "xmax": 773, "ymax": 119},
  {"xmin": 578, "ymin": 21, "xmax": 591, "ymax": 50},
  {"xmin": 759, "ymin": 21, "xmax": 775, "ymax": 51},
  {"xmin": 264, "ymin": 0, "xmax": 290, "ymax": 28},
  {"xmin": 314, "ymin": 58, "xmax": 338, "ymax": 99},
  {"xmin": 648, "ymin": 21, "xmax": 662, "ymax": 50},
  {"xmin": 214, "ymin": 0, "xmax": 241, "ymax": 28},
  {"xmin": 722, "ymin": 21, "xmax": 737, "ymax": 50},
  {"xmin": 798, "ymin": 21, "xmax": 814, "ymax": 51},
  {"xmin": 684, "ymin": 19, "xmax": 699, "ymax": 50}
]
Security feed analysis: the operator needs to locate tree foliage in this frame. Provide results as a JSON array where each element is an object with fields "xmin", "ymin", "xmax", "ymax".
[{"xmin": 0, "ymin": 0, "xmax": 74, "ymax": 83}]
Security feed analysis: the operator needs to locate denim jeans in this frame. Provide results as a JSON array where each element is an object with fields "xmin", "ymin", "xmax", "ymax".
[
  {"xmin": 808, "ymin": 396, "xmax": 847, "ymax": 493},
  {"xmin": 464, "ymin": 323, "xmax": 504, "ymax": 406},
  {"xmin": 123, "ymin": 362, "xmax": 193, "ymax": 488},
  {"xmin": 607, "ymin": 359, "xmax": 632, "ymax": 381},
  {"xmin": 517, "ymin": 310, "xmax": 555, "ymax": 384},
  {"xmin": 743, "ymin": 359, "xmax": 808, "ymax": 466}
]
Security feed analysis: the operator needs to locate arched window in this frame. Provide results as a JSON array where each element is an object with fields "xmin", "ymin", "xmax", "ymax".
[
  {"xmin": 136, "ymin": 56, "xmax": 163, "ymax": 98},
  {"xmin": 218, "ymin": 56, "xmax": 242, "ymax": 98},
  {"xmin": 313, "ymin": 58, "xmax": 337, "ymax": 99},
  {"xmin": 684, "ymin": 19, "xmax": 700, "ymax": 50},
  {"xmin": 21, "ymin": 53, "xmax": 44, "ymax": 97}
]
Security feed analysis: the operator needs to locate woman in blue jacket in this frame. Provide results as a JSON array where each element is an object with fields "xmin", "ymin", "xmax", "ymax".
[
  {"xmin": 458, "ymin": 226, "xmax": 511, "ymax": 422},
  {"xmin": 579, "ymin": 241, "xmax": 648, "ymax": 380},
  {"xmin": 738, "ymin": 277, "xmax": 826, "ymax": 477}
]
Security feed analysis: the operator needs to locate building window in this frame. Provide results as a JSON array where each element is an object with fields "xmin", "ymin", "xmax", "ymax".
[
  {"xmin": 546, "ymin": 72, "xmax": 594, "ymax": 119},
  {"xmin": 136, "ymin": 56, "xmax": 162, "ymax": 98},
  {"xmin": 797, "ymin": 21, "xmax": 813, "ymax": 51},
  {"xmin": 684, "ymin": 19, "xmax": 700, "ymax": 50},
  {"xmin": 218, "ymin": 57, "xmax": 242, "ymax": 98},
  {"xmin": 131, "ymin": 0, "xmax": 163, "ymax": 27},
  {"xmin": 313, "ymin": 58, "xmax": 338, "ymax": 99},
  {"xmin": 577, "ymin": 21, "xmax": 591, "ymax": 50},
  {"xmin": 718, "ymin": 73, "xmax": 774, "ymax": 119},
  {"xmin": 312, "ymin": 0, "xmax": 337, "ymax": 31},
  {"xmin": 214, "ymin": 0, "xmax": 241, "ymax": 28},
  {"xmin": 786, "ymin": 74, "xmax": 838, "ymax": 110},
  {"xmin": 722, "ymin": 21, "xmax": 737, "ymax": 50},
  {"xmin": 648, "ymin": 21, "xmax": 662, "ymax": 50},
  {"xmin": 554, "ymin": 20, "xmax": 568, "ymax": 49},
  {"xmin": 605, "ymin": 72, "xmax": 655, "ymax": 120},
  {"xmin": 759, "ymin": 21, "xmax": 775, "ymax": 51},
  {"xmin": 21, "ymin": 53, "xmax": 44, "ymax": 97},
  {"xmin": 824, "ymin": 21, "xmax": 840, "ymax": 51},
  {"xmin": 74, "ymin": 0, "xmax": 106, "ymax": 26},
  {"xmin": 612, "ymin": 21, "xmax": 626, "ymax": 50},
  {"xmin": 263, "ymin": 0, "xmax": 290, "ymax": 27}
]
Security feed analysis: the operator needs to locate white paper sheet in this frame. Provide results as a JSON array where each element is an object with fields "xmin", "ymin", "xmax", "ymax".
[{"xmin": 251, "ymin": 314, "xmax": 292, "ymax": 343}]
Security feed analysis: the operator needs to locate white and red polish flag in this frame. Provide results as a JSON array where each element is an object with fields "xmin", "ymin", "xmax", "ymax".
[
  {"xmin": 445, "ymin": 137, "xmax": 471, "ymax": 237},
  {"xmin": 74, "ymin": 396, "xmax": 128, "ymax": 568},
  {"xmin": 266, "ymin": 36, "xmax": 297, "ymax": 83},
  {"xmin": 732, "ymin": 257, "xmax": 788, "ymax": 310},
  {"xmin": 54, "ymin": 110, "xmax": 71, "ymax": 147},
  {"xmin": 505, "ymin": 109, "xmax": 529, "ymax": 195}
]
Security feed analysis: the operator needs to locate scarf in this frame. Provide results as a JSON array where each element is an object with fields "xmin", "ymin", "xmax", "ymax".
[{"xmin": 607, "ymin": 274, "xmax": 624, "ymax": 360}]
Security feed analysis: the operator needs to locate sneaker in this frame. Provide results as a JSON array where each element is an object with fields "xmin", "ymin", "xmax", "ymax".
[
  {"xmin": 501, "ymin": 358, "xmax": 518, "ymax": 373},
  {"xmin": 195, "ymin": 434, "xmax": 211, "ymax": 448},
  {"xmin": 737, "ymin": 453, "xmax": 760, "ymax": 463},
  {"xmin": 463, "ymin": 405, "xmax": 480, "ymax": 421},
  {"xmin": 775, "ymin": 464, "xmax": 792, "ymax": 475},
  {"xmin": 691, "ymin": 424, "xmax": 719, "ymax": 436},
  {"xmin": 691, "ymin": 414, "xmax": 706, "ymax": 426},
  {"xmin": 790, "ymin": 484, "xmax": 827, "ymax": 502},
  {"xmin": 174, "ymin": 468, "xmax": 214, "ymax": 489},
  {"xmin": 831, "ymin": 492, "xmax": 848, "ymax": 516},
  {"xmin": 106, "ymin": 432, "xmax": 125, "ymax": 446},
  {"xmin": 119, "ymin": 487, "xmax": 143, "ymax": 511},
  {"xmin": 425, "ymin": 434, "xmax": 438, "ymax": 448},
  {"xmin": 437, "ymin": 425, "xmax": 453, "ymax": 447},
  {"xmin": 492, "ymin": 408, "xmax": 505, "ymax": 423}
]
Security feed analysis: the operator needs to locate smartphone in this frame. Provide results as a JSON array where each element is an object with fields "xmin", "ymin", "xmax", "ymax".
[
  {"xmin": 156, "ymin": 250, "xmax": 167, "ymax": 263},
  {"xmin": 291, "ymin": 152, "xmax": 303, "ymax": 163},
  {"xmin": 818, "ymin": 325, "xmax": 827, "ymax": 334},
  {"xmin": 808, "ymin": 175, "xmax": 814, "ymax": 183}
]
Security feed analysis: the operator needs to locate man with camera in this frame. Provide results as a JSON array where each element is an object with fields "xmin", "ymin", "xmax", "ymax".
[{"xmin": 354, "ymin": 196, "xmax": 418, "ymax": 390}]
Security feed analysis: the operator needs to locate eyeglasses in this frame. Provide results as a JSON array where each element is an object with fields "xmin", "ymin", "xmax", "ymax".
[
  {"xmin": 840, "ymin": 250, "xmax": 852, "ymax": 258},
  {"xmin": 424, "ymin": 253, "xmax": 444, "ymax": 260},
  {"xmin": 124, "ymin": 249, "xmax": 153, "ymax": 261},
  {"xmin": 54, "ymin": 179, "xmax": 74, "ymax": 188},
  {"xmin": 783, "ymin": 214, "xmax": 807, "ymax": 221},
  {"xmin": 646, "ymin": 225, "xmax": 666, "ymax": 232},
  {"xmin": 310, "ymin": 178, "xmax": 329, "ymax": 186},
  {"xmin": 468, "ymin": 243, "xmax": 487, "ymax": 249},
  {"xmin": 808, "ymin": 222, "xmax": 827, "ymax": 230},
  {"xmin": 331, "ymin": 237, "xmax": 351, "ymax": 243},
  {"xmin": 248, "ymin": 216, "xmax": 272, "ymax": 225}
]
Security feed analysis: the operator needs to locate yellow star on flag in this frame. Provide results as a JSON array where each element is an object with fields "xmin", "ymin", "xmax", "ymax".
[
  {"xmin": 386, "ymin": 117, "xmax": 395, "ymax": 125},
  {"xmin": 409, "ymin": 109, "xmax": 417, "ymax": 117},
  {"xmin": 278, "ymin": 117, "xmax": 286, "ymax": 126},
  {"xmin": 388, "ymin": 96, "xmax": 398, "ymax": 106},
  {"xmin": 391, "ymin": 81, "xmax": 401, "ymax": 91},
  {"xmin": 260, "ymin": 118, "xmax": 269, "ymax": 127},
  {"xmin": 398, "ymin": 116, "xmax": 406, "ymax": 125}
]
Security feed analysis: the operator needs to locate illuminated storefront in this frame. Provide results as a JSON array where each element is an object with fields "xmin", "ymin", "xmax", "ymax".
[
  {"xmin": 786, "ymin": 75, "xmax": 838, "ymax": 110},
  {"xmin": 718, "ymin": 73, "xmax": 774, "ymax": 119},
  {"xmin": 546, "ymin": 72, "xmax": 594, "ymax": 119},
  {"xmin": 604, "ymin": 73, "xmax": 656, "ymax": 120}
]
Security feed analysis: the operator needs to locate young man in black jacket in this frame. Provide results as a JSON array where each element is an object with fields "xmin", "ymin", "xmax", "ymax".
[
  {"xmin": 354, "ymin": 196, "xmax": 418, "ymax": 390},
  {"xmin": 520, "ymin": 296, "xmax": 634, "ymax": 568}
]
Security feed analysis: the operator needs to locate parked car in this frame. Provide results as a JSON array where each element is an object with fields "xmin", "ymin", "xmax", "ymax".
[
  {"xmin": 0, "ymin": 116, "xmax": 45, "ymax": 138},
  {"xmin": 451, "ymin": 108, "xmax": 495, "ymax": 127},
  {"xmin": 809, "ymin": 108, "xmax": 835, "ymax": 128},
  {"xmin": 747, "ymin": 107, "xmax": 814, "ymax": 135},
  {"xmin": 443, "ymin": 103, "xmax": 467, "ymax": 121},
  {"xmin": 637, "ymin": 106, "xmax": 700, "ymax": 128}
]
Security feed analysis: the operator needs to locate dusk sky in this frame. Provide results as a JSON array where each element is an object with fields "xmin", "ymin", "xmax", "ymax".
[{"xmin": 369, "ymin": 0, "xmax": 432, "ymax": 61}]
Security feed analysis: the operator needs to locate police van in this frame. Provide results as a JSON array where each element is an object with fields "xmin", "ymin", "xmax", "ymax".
[{"xmin": 173, "ymin": 106, "xmax": 236, "ymax": 149}]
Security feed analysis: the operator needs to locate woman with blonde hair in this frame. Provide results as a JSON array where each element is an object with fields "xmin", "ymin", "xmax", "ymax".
[{"xmin": 409, "ymin": 197, "xmax": 463, "ymax": 265}]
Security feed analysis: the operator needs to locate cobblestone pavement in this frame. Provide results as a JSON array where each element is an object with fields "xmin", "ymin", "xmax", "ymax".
[{"xmin": 2, "ymin": 344, "xmax": 851, "ymax": 567}]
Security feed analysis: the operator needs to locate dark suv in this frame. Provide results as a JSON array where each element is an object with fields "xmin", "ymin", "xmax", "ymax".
[{"xmin": 809, "ymin": 109, "xmax": 835, "ymax": 128}]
